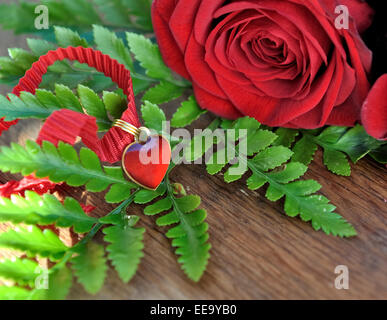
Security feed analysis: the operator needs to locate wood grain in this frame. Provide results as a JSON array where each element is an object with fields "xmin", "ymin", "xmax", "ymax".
[{"xmin": 0, "ymin": 110, "xmax": 386, "ymax": 300}]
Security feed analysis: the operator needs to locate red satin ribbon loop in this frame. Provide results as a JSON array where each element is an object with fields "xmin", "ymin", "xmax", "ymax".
[{"xmin": 0, "ymin": 46, "xmax": 141, "ymax": 163}]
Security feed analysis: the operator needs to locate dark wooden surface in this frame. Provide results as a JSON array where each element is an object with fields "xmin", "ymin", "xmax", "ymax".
[{"xmin": 0, "ymin": 29, "xmax": 386, "ymax": 300}]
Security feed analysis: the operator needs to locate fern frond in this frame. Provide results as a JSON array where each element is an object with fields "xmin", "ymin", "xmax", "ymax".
[
  {"xmin": 71, "ymin": 242, "xmax": 107, "ymax": 294},
  {"xmin": 1, "ymin": 26, "xmax": 188, "ymax": 101},
  {"xmin": 103, "ymin": 215, "xmax": 145, "ymax": 283},
  {"xmin": 0, "ymin": 0, "xmax": 152, "ymax": 34},
  {"xmin": 291, "ymin": 125, "xmax": 386, "ymax": 175},
  {"xmin": 0, "ymin": 258, "xmax": 40, "ymax": 286},
  {"xmin": 142, "ymin": 181, "xmax": 211, "ymax": 282},
  {"xmin": 0, "ymin": 83, "xmax": 123, "ymax": 130},
  {"xmin": 0, "ymin": 225, "xmax": 68, "ymax": 260},
  {"xmin": 0, "ymin": 35, "xmax": 110, "ymax": 91},
  {"xmin": 0, "ymin": 141, "xmax": 137, "ymax": 203},
  {"xmin": 201, "ymin": 117, "xmax": 356, "ymax": 237},
  {"xmin": 0, "ymin": 191, "xmax": 97, "ymax": 233}
]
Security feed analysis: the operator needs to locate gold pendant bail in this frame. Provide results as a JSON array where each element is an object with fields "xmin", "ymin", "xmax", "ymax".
[{"xmin": 113, "ymin": 119, "xmax": 150, "ymax": 143}]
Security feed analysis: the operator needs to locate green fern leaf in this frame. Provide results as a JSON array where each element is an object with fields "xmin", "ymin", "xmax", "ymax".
[
  {"xmin": 54, "ymin": 26, "xmax": 88, "ymax": 48},
  {"xmin": 293, "ymin": 125, "xmax": 386, "ymax": 175},
  {"xmin": 0, "ymin": 92, "xmax": 54, "ymax": 121},
  {"xmin": 144, "ymin": 197, "xmax": 172, "ymax": 215},
  {"xmin": 272, "ymin": 128, "xmax": 299, "ymax": 148},
  {"xmin": 0, "ymin": 83, "xmax": 115, "ymax": 126},
  {"xmin": 7, "ymin": 48, "xmax": 36, "ymax": 70},
  {"xmin": 102, "ymin": 91, "xmax": 127, "ymax": 119},
  {"xmin": 0, "ymin": 1, "xmax": 102, "ymax": 34},
  {"xmin": 143, "ymin": 81, "xmax": 185, "ymax": 105},
  {"xmin": 78, "ymin": 84, "xmax": 111, "ymax": 130},
  {"xmin": 0, "ymin": 258, "xmax": 40, "ymax": 286},
  {"xmin": 369, "ymin": 144, "xmax": 387, "ymax": 164},
  {"xmin": 246, "ymin": 129, "xmax": 278, "ymax": 156},
  {"xmin": 205, "ymin": 117, "xmax": 356, "ymax": 237},
  {"xmin": 184, "ymin": 119, "xmax": 222, "ymax": 162},
  {"xmin": 126, "ymin": 32, "xmax": 180, "ymax": 85},
  {"xmin": 141, "ymin": 100, "xmax": 167, "ymax": 133},
  {"xmin": 54, "ymin": 84, "xmax": 83, "ymax": 112},
  {"xmin": 33, "ymin": 266, "xmax": 72, "ymax": 300},
  {"xmin": 93, "ymin": 25, "xmax": 133, "ymax": 71},
  {"xmin": 334, "ymin": 125, "xmax": 386, "ymax": 162},
  {"xmin": 71, "ymin": 242, "xmax": 107, "ymax": 294},
  {"xmin": 103, "ymin": 216, "xmax": 145, "ymax": 283},
  {"xmin": 171, "ymin": 96, "xmax": 206, "ymax": 128},
  {"xmin": 0, "ymin": 191, "xmax": 97, "ymax": 233},
  {"xmin": 27, "ymin": 38, "xmax": 55, "ymax": 56},
  {"xmin": 291, "ymin": 136, "xmax": 318, "ymax": 166},
  {"xmin": 144, "ymin": 186, "xmax": 211, "ymax": 281},
  {"xmin": 323, "ymin": 149, "xmax": 351, "ymax": 176},
  {"xmin": 0, "ymin": 225, "xmax": 68, "ymax": 260},
  {"xmin": 0, "ymin": 141, "xmax": 137, "ymax": 203},
  {"xmin": 0, "ymin": 26, "xmax": 167, "ymax": 94},
  {"xmin": 134, "ymin": 184, "xmax": 166, "ymax": 204},
  {"xmin": 0, "ymin": 286, "xmax": 36, "ymax": 300}
]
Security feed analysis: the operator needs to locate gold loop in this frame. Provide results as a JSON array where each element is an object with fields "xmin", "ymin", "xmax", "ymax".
[{"xmin": 113, "ymin": 119, "xmax": 141, "ymax": 137}]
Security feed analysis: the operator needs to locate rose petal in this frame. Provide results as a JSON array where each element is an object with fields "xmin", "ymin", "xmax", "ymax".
[
  {"xmin": 152, "ymin": 1, "xmax": 191, "ymax": 79},
  {"xmin": 361, "ymin": 74, "xmax": 387, "ymax": 140},
  {"xmin": 169, "ymin": 0, "xmax": 201, "ymax": 52},
  {"xmin": 185, "ymin": 33, "xmax": 229, "ymax": 98},
  {"xmin": 192, "ymin": 83, "xmax": 242, "ymax": 119}
]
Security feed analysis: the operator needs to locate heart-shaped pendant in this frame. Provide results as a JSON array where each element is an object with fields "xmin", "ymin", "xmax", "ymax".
[
  {"xmin": 122, "ymin": 135, "xmax": 171, "ymax": 190},
  {"xmin": 114, "ymin": 120, "xmax": 171, "ymax": 190}
]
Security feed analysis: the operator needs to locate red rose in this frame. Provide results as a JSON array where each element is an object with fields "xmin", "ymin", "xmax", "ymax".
[
  {"xmin": 361, "ymin": 74, "xmax": 387, "ymax": 140},
  {"xmin": 152, "ymin": 0, "xmax": 373, "ymax": 128}
]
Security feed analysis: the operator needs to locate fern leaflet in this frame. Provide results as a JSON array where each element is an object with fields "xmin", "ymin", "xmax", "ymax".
[
  {"xmin": 141, "ymin": 179, "xmax": 211, "ymax": 282},
  {"xmin": 0, "ymin": 258, "xmax": 41, "ymax": 286},
  {"xmin": 0, "ymin": 140, "xmax": 138, "ymax": 203},
  {"xmin": 0, "ymin": 225, "xmax": 68, "ymax": 260},
  {"xmin": 103, "ymin": 215, "xmax": 145, "ymax": 283},
  {"xmin": 0, "ymin": 191, "xmax": 97, "ymax": 233},
  {"xmin": 71, "ymin": 242, "xmax": 107, "ymax": 294}
]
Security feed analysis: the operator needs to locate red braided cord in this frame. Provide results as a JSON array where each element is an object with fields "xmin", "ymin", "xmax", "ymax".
[{"xmin": 0, "ymin": 46, "xmax": 141, "ymax": 163}]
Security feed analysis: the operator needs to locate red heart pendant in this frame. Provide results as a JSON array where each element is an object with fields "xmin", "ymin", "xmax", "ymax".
[{"xmin": 122, "ymin": 135, "xmax": 171, "ymax": 190}]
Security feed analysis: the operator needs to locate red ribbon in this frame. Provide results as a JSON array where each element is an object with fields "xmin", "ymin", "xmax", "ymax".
[
  {"xmin": 0, "ymin": 175, "xmax": 57, "ymax": 198},
  {"xmin": 0, "ymin": 46, "xmax": 141, "ymax": 163}
]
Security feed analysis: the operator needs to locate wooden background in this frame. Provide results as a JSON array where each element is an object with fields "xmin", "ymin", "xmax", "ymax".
[{"xmin": 0, "ymin": 29, "xmax": 386, "ymax": 300}]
